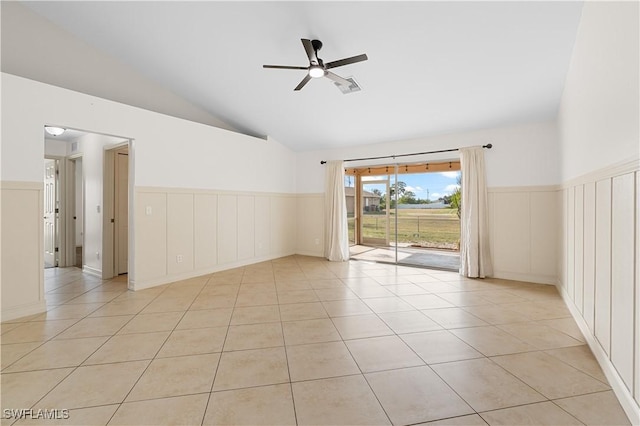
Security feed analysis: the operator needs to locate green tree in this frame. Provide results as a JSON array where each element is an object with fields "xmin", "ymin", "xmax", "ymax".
[
  {"xmin": 391, "ymin": 181, "xmax": 406, "ymax": 198},
  {"xmin": 399, "ymin": 191, "xmax": 416, "ymax": 204}
]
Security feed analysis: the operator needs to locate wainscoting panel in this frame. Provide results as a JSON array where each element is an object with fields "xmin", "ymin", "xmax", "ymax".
[
  {"xmin": 194, "ymin": 193, "xmax": 217, "ymax": 270},
  {"xmin": 574, "ymin": 185, "xmax": 585, "ymax": 313},
  {"xmin": 296, "ymin": 194, "xmax": 325, "ymax": 257},
  {"xmin": 530, "ymin": 191, "xmax": 559, "ymax": 277},
  {"xmin": 237, "ymin": 195, "xmax": 256, "ymax": 261},
  {"xmin": 567, "ymin": 187, "xmax": 576, "ymax": 299},
  {"xmin": 491, "ymin": 192, "xmax": 531, "ymax": 274},
  {"xmin": 559, "ymin": 159, "xmax": 639, "ymax": 422},
  {"xmin": 271, "ymin": 196, "xmax": 296, "ymax": 255},
  {"xmin": 610, "ymin": 173, "xmax": 636, "ymax": 392},
  {"xmin": 0, "ymin": 182, "xmax": 46, "ymax": 321},
  {"xmin": 134, "ymin": 188, "xmax": 297, "ymax": 290},
  {"xmin": 167, "ymin": 193, "xmax": 194, "ymax": 275},
  {"xmin": 255, "ymin": 196, "xmax": 271, "ymax": 258},
  {"xmin": 134, "ymin": 191, "xmax": 168, "ymax": 283},
  {"xmin": 488, "ymin": 187, "xmax": 558, "ymax": 284},
  {"xmin": 583, "ymin": 182, "xmax": 596, "ymax": 333},
  {"xmin": 594, "ymin": 178, "xmax": 612, "ymax": 355},
  {"xmin": 217, "ymin": 194, "xmax": 238, "ymax": 265}
]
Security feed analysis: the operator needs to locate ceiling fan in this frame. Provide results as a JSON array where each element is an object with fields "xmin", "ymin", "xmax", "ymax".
[{"xmin": 263, "ymin": 39, "xmax": 368, "ymax": 91}]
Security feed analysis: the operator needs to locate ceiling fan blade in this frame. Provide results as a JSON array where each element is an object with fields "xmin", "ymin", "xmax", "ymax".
[
  {"xmin": 301, "ymin": 39, "xmax": 319, "ymax": 65},
  {"xmin": 263, "ymin": 65, "xmax": 308, "ymax": 70},
  {"xmin": 325, "ymin": 71, "xmax": 352, "ymax": 87},
  {"xmin": 294, "ymin": 74, "xmax": 312, "ymax": 91},
  {"xmin": 325, "ymin": 54, "xmax": 368, "ymax": 70}
]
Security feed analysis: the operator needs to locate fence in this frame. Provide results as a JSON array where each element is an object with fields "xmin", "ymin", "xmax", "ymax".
[{"xmin": 348, "ymin": 212, "xmax": 460, "ymax": 250}]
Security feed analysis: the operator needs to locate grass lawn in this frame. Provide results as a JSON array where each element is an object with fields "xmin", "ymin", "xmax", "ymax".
[{"xmin": 349, "ymin": 208, "xmax": 460, "ymax": 249}]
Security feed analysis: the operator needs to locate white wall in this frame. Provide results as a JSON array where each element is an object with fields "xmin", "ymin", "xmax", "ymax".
[
  {"xmin": 44, "ymin": 138, "xmax": 68, "ymax": 157},
  {"xmin": 296, "ymin": 121, "xmax": 560, "ymax": 193},
  {"xmin": 558, "ymin": 2, "xmax": 639, "ymax": 182},
  {"xmin": 557, "ymin": 2, "xmax": 639, "ymax": 422},
  {"xmin": 1, "ymin": 72, "xmax": 297, "ymax": 320},
  {"xmin": 295, "ymin": 121, "xmax": 561, "ymax": 280}
]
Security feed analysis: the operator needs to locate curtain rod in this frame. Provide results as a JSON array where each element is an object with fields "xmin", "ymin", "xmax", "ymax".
[{"xmin": 319, "ymin": 143, "xmax": 492, "ymax": 165}]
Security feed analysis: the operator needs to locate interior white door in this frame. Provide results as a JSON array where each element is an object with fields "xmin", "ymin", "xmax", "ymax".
[
  {"xmin": 114, "ymin": 150, "xmax": 128, "ymax": 274},
  {"xmin": 44, "ymin": 159, "xmax": 57, "ymax": 268}
]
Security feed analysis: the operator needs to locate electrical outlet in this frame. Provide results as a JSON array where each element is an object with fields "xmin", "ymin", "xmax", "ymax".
[
  {"xmin": 96, "ymin": 252, "xmax": 100, "ymax": 260},
  {"xmin": 314, "ymin": 238, "xmax": 320, "ymax": 245},
  {"xmin": 145, "ymin": 206, "xmax": 152, "ymax": 216},
  {"xmin": 176, "ymin": 255, "xmax": 183, "ymax": 263}
]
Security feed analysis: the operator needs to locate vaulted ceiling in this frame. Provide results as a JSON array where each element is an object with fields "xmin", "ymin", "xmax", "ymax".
[{"xmin": 2, "ymin": 1, "xmax": 583, "ymax": 151}]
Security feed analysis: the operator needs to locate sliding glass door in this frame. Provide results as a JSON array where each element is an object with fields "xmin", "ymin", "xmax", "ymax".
[{"xmin": 349, "ymin": 162, "xmax": 462, "ymax": 271}]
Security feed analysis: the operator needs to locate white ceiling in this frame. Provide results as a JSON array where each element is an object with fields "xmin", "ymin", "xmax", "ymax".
[{"xmin": 14, "ymin": 1, "xmax": 583, "ymax": 151}]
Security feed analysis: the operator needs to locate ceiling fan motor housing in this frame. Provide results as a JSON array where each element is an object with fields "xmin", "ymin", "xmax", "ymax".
[{"xmin": 311, "ymin": 39, "xmax": 323, "ymax": 52}]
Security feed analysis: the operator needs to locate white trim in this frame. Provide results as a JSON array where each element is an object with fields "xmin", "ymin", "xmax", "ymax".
[
  {"xmin": 487, "ymin": 185, "xmax": 561, "ymax": 193},
  {"xmin": 562, "ymin": 157, "xmax": 640, "ymax": 188},
  {"xmin": 82, "ymin": 265, "xmax": 102, "ymax": 278},
  {"xmin": 136, "ymin": 186, "xmax": 297, "ymax": 197},
  {"xmin": 129, "ymin": 251, "xmax": 296, "ymax": 291},
  {"xmin": 558, "ymin": 285, "xmax": 640, "ymax": 425},
  {"xmin": 1, "ymin": 300, "xmax": 47, "ymax": 322},
  {"xmin": 0, "ymin": 181, "xmax": 43, "ymax": 190},
  {"xmin": 295, "ymin": 250, "xmax": 324, "ymax": 258},
  {"xmin": 492, "ymin": 270, "xmax": 557, "ymax": 285}
]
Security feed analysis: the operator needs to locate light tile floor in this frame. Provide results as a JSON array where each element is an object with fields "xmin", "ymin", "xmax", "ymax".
[{"xmin": 1, "ymin": 256, "xmax": 632, "ymax": 426}]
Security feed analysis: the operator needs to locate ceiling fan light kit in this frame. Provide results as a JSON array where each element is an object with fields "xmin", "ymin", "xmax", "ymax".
[{"xmin": 264, "ymin": 38, "xmax": 368, "ymax": 91}]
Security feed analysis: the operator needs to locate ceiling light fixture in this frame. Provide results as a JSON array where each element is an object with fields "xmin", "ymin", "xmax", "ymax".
[
  {"xmin": 309, "ymin": 65, "xmax": 325, "ymax": 78},
  {"xmin": 45, "ymin": 126, "xmax": 66, "ymax": 136}
]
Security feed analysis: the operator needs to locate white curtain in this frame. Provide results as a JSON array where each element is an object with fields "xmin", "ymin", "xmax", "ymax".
[
  {"xmin": 324, "ymin": 160, "xmax": 350, "ymax": 261},
  {"xmin": 459, "ymin": 146, "xmax": 493, "ymax": 278}
]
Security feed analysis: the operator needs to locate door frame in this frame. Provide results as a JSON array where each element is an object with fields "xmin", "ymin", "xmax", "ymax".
[
  {"xmin": 348, "ymin": 159, "xmax": 461, "ymax": 268},
  {"xmin": 360, "ymin": 177, "xmax": 391, "ymax": 246},
  {"xmin": 102, "ymin": 141, "xmax": 132, "ymax": 280}
]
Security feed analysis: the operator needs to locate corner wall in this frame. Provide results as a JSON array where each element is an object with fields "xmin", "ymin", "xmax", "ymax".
[
  {"xmin": 1, "ymin": 73, "xmax": 297, "ymax": 320},
  {"xmin": 556, "ymin": 2, "xmax": 639, "ymax": 422},
  {"xmin": 295, "ymin": 121, "xmax": 561, "ymax": 283}
]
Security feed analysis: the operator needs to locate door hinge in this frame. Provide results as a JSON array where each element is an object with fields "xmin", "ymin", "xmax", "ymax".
[
  {"xmin": 111, "ymin": 218, "xmax": 115, "ymax": 223},
  {"xmin": 55, "ymin": 247, "xmax": 59, "ymax": 252},
  {"xmin": 55, "ymin": 208, "xmax": 59, "ymax": 214}
]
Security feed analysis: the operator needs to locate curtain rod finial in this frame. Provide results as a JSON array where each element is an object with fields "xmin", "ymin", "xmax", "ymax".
[
  {"xmin": 483, "ymin": 143, "xmax": 493, "ymax": 149},
  {"xmin": 320, "ymin": 160, "xmax": 327, "ymax": 165}
]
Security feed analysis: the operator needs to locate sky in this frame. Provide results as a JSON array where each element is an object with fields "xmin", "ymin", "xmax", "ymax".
[{"xmin": 347, "ymin": 171, "xmax": 461, "ymax": 201}]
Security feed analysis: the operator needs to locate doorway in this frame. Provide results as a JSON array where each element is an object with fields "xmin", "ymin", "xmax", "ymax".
[
  {"xmin": 43, "ymin": 128, "xmax": 132, "ymax": 283},
  {"xmin": 348, "ymin": 161, "xmax": 462, "ymax": 270}
]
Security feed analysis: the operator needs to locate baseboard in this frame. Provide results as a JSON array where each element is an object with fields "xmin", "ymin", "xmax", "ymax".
[
  {"xmin": 558, "ymin": 284, "xmax": 640, "ymax": 425},
  {"xmin": 492, "ymin": 270, "xmax": 557, "ymax": 285},
  {"xmin": 295, "ymin": 250, "xmax": 324, "ymax": 258},
  {"xmin": 1, "ymin": 299, "xmax": 47, "ymax": 322},
  {"xmin": 82, "ymin": 265, "xmax": 102, "ymax": 278},
  {"xmin": 129, "ymin": 251, "xmax": 296, "ymax": 291}
]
